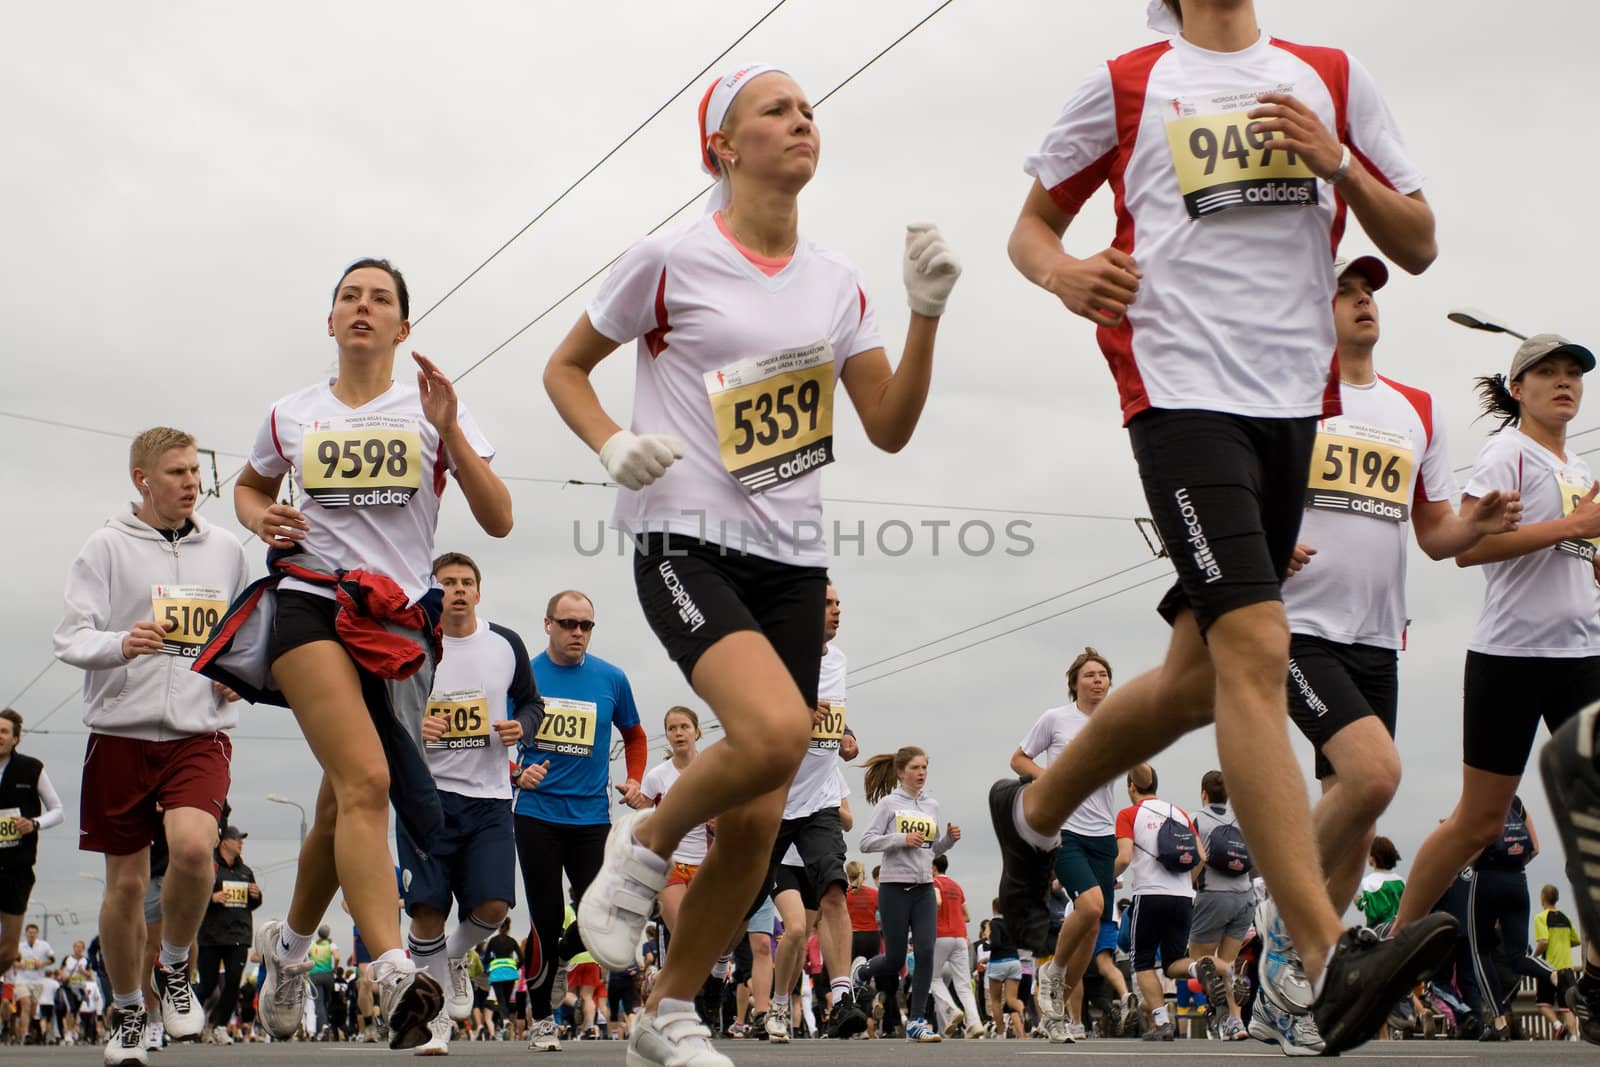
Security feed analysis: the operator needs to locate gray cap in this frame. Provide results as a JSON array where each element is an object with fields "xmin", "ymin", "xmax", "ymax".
[
  {"xmin": 1509, "ymin": 333, "xmax": 1596, "ymax": 379},
  {"xmin": 1333, "ymin": 254, "xmax": 1388, "ymax": 291}
]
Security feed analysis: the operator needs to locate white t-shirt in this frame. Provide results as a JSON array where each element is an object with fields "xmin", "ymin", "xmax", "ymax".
[
  {"xmin": 247, "ymin": 379, "xmax": 494, "ymax": 604},
  {"xmin": 587, "ymin": 214, "xmax": 884, "ymax": 565},
  {"xmin": 640, "ymin": 757, "xmax": 710, "ymax": 865},
  {"xmin": 427, "ymin": 619, "xmax": 537, "ymax": 799},
  {"xmin": 1285, "ymin": 376, "xmax": 1457, "ymax": 648},
  {"xmin": 1466, "ymin": 426, "xmax": 1600, "ymax": 656},
  {"xmin": 16, "ymin": 937, "xmax": 52, "ymax": 981},
  {"xmin": 1017, "ymin": 704, "xmax": 1118, "ymax": 836},
  {"xmin": 786, "ymin": 644, "xmax": 848, "ymax": 819},
  {"xmin": 78, "ymin": 981, "xmax": 103, "ymax": 1014},
  {"xmin": 1116, "ymin": 799, "xmax": 1197, "ymax": 899},
  {"xmin": 1024, "ymin": 33, "xmax": 1421, "ymax": 423}
]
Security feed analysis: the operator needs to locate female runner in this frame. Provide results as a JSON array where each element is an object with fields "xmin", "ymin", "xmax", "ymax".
[{"xmin": 635, "ymin": 706, "xmax": 712, "ymax": 938}]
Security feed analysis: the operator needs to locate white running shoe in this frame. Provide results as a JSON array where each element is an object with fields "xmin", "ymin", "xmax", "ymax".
[
  {"xmin": 627, "ymin": 1010, "xmax": 733, "ymax": 1067},
  {"xmin": 1043, "ymin": 1016, "xmax": 1074, "ymax": 1044},
  {"xmin": 1035, "ymin": 962, "xmax": 1066, "ymax": 1021},
  {"xmin": 1067, "ymin": 1020, "xmax": 1086, "ymax": 1041},
  {"xmin": 204, "ymin": 1024, "xmax": 233, "ymax": 1045},
  {"xmin": 528, "ymin": 1016, "xmax": 561, "ymax": 1052},
  {"xmin": 445, "ymin": 956, "xmax": 473, "ymax": 1021},
  {"xmin": 254, "ymin": 920, "xmax": 312, "ymax": 1039},
  {"xmin": 374, "ymin": 956, "xmax": 445, "ymax": 1051},
  {"xmin": 150, "ymin": 962, "xmax": 203, "ymax": 1041},
  {"xmin": 577, "ymin": 809, "xmax": 668, "ymax": 970},
  {"xmin": 1247, "ymin": 990, "xmax": 1324, "ymax": 1056},
  {"xmin": 1254, "ymin": 896, "xmax": 1316, "ymax": 1012},
  {"xmin": 142, "ymin": 1020, "xmax": 164, "ymax": 1051},
  {"xmin": 415, "ymin": 1011, "xmax": 451, "ymax": 1056},
  {"xmin": 104, "ymin": 1006, "xmax": 148, "ymax": 1065},
  {"xmin": 765, "ymin": 1002, "xmax": 791, "ymax": 1043}
]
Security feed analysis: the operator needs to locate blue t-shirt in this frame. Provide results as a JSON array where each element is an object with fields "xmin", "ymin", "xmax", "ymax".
[{"xmin": 514, "ymin": 651, "xmax": 640, "ymax": 826}]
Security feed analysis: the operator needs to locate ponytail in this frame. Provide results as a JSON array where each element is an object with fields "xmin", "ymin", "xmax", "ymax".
[
  {"xmin": 1474, "ymin": 373, "xmax": 1520, "ymax": 430},
  {"xmin": 863, "ymin": 745, "xmax": 926, "ymax": 803}
]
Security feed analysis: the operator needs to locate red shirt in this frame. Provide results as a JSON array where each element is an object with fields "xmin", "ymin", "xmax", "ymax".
[
  {"xmin": 846, "ymin": 885, "xmax": 879, "ymax": 932},
  {"xmin": 934, "ymin": 875, "xmax": 966, "ymax": 939}
]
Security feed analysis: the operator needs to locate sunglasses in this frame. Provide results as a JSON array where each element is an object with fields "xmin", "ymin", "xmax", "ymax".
[{"xmin": 550, "ymin": 617, "xmax": 596, "ymax": 633}]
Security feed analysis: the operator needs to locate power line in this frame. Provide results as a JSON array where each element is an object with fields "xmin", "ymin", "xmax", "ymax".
[
  {"xmin": 410, "ymin": 1, "xmax": 792, "ymax": 327},
  {"xmin": 456, "ymin": 0, "xmax": 958, "ymax": 383},
  {"xmin": 848, "ymin": 557, "xmax": 1166, "ymax": 677},
  {"xmin": 4, "ymin": 659, "xmax": 59, "ymax": 711},
  {"xmin": 853, "ymin": 570, "xmax": 1172, "ymax": 689},
  {"xmin": 0, "ymin": 409, "xmax": 251, "ymax": 458}
]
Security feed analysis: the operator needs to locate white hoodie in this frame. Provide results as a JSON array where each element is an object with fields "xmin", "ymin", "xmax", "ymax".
[{"xmin": 54, "ymin": 507, "xmax": 251, "ymax": 740}]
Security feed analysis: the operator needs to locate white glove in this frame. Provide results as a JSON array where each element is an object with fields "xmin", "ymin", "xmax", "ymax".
[
  {"xmin": 599, "ymin": 430, "xmax": 685, "ymax": 490},
  {"xmin": 902, "ymin": 222, "xmax": 962, "ymax": 318}
]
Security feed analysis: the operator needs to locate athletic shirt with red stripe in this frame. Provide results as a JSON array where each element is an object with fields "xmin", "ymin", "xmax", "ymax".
[
  {"xmin": 247, "ymin": 380, "xmax": 494, "ymax": 605},
  {"xmin": 1024, "ymin": 33, "xmax": 1423, "ymax": 424},
  {"xmin": 1465, "ymin": 426, "xmax": 1600, "ymax": 658},
  {"xmin": 1283, "ymin": 376, "xmax": 1456, "ymax": 649},
  {"xmin": 587, "ymin": 213, "xmax": 883, "ymax": 566}
]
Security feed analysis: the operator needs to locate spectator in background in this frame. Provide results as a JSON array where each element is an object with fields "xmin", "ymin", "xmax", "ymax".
[
  {"xmin": 1357, "ymin": 836, "xmax": 1406, "ymax": 928},
  {"xmin": 197, "ymin": 825, "xmax": 261, "ymax": 1045}
]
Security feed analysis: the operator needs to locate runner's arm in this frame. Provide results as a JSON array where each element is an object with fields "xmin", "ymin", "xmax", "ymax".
[
  {"xmin": 1009, "ymin": 747, "xmax": 1045, "ymax": 780},
  {"xmin": 1412, "ymin": 491, "xmax": 1520, "ymax": 560},
  {"xmin": 29, "ymin": 770, "xmax": 63, "ymax": 833},
  {"xmin": 857, "ymin": 800, "xmax": 896, "ymax": 853},
  {"xmin": 839, "ymin": 332, "xmax": 936, "ymax": 454},
  {"xmin": 1007, "ymin": 180, "xmax": 1140, "ymax": 329},
  {"xmin": 1112, "ymin": 837, "xmax": 1132, "ymax": 878},
  {"xmin": 543, "ymin": 314, "xmax": 627, "ymax": 453},
  {"xmin": 1455, "ymin": 509, "xmax": 1588, "ymax": 566}
]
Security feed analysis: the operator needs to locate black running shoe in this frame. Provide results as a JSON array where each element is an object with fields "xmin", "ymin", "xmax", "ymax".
[
  {"xmin": 1567, "ymin": 972, "xmax": 1600, "ymax": 1046},
  {"xmin": 1195, "ymin": 956, "xmax": 1229, "ymax": 1033},
  {"xmin": 1541, "ymin": 703, "xmax": 1600, "ymax": 938},
  {"xmin": 1311, "ymin": 915, "xmax": 1457, "ymax": 1056},
  {"xmin": 987, "ymin": 777, "xmax": 1058, "ymax": 956},
  {"xmin": 825, "ymin": 999, "xmax": 869, "ymax": 1040}
]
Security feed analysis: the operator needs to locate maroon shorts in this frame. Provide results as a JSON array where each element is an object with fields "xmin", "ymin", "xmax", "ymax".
[{"xmin": 79, "ymin": 732, "xmax": 232, "ymax": 855}]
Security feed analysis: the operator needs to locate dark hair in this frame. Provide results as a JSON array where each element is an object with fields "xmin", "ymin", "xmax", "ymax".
[
  {"xmin": 1163, "ymin": 0, "xmax": 1182, "ymax": 22},
  {"xmin": 1542, "ymin": 884, "xmax": 1560, "ymax": 905},
  {"xmin": 1369, "ymin": 835, "xmax": 1401, "ymax": 870},
  {"xmin": 933, "ymin": 854, "xmax": 949, "ymax": 874},
  {"xmin": 1066, "ymin": 647, "xmax": 1112, "ymax": 701},
  {"xmin": 0, "ymin": 707, "xmax": 20, "ymax": 741},
  {"xmin": 1474, "ymin": 373, "xmax": 1520, "ymax": 430},
  {"xmin": 432, "ymin": 551, "xmax": 481, "ymax": 586},
  {"xmin": 1200, "ymin": 770, "xmax": 1226, "ymax": 804},
  {"xmin": 663, "ymin": 705, "xmax": 701, "ymax": 741},
  {"xmin": 333, "ymin": 258, "xmax": 410, "ymax": 320},
  {"xmin": 546, "ymin": 589, "xmax": 594, "ymax": 619},
  {"xmin": 1128, "ymin": 763, "xmax": 1158, "ymax": 795},
  {"xmin": 863, "ymin": 745, "xmax": 927, "ymax": 803}
]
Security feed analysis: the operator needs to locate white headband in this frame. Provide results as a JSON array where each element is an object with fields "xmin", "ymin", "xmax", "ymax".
[
  {"xmin": 699, "ymin": 63, "xmax": 787, "ymax": 177},
  {"xmin": 1146, "ymin": 0, "xmax": 1180, "ymax": 34}
]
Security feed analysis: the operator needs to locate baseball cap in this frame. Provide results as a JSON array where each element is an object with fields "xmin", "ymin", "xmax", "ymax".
[
  {"xmin": 1333, "ymin": 255, "xmax": 1388, "ymax": 291},
  {"xmin": 220, "ymin": 825, "xmax": 248, "ymax": 841},
  {"xmin": 1509, "ymin": 333, "xmax": 1596, "ymax": 379}
]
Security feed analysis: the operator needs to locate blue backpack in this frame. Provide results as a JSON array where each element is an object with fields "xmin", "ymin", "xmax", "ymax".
[
  {"xmin": 1204, "ymin": 810, "xmax": 1252, "ymax": 876},
  {"xmin": 1146, "ymin": 803, "xmax": 1199, "ymax": 873}
]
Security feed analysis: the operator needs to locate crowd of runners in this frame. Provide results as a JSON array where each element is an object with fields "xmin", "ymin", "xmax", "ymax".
[{"xmin": 5, "ymin": 0, "xmax": 1600, "ymax": 1063}]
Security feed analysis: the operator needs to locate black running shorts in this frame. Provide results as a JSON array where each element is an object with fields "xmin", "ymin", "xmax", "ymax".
[
  {"xmin": 1462, "ymin": 651, "xmax": 1600, "ymax": 777},
  {"xmin": 1285, "ymin": 634, "xmax": 1399, "ymax": 780}
]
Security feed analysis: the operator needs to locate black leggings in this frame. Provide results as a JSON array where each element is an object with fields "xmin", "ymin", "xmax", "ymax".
[
  {"xmin": 1468, "ymin": 867, "xmax": 1550, "ymax": 1014},
  {"xmin": 514, "ymin": 815, "xmax": 608, "ymax": 1020},
  {"xmin": 196, "ymin": 943, "xmax": 250, "ymax": 1027},
  {"xmin": 863, "ymin": 882, "xmax": 937, "ymax": 1022}
]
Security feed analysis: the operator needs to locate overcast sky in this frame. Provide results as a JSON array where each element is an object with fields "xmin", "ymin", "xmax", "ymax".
[{"xmin": 5, "ymin": 1, "xmax": 1598, "ymax": 953}]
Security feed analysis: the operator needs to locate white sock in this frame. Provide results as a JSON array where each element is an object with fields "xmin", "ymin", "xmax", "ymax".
[
  {"xmin": 408, "ymin": 932, "xmax": 448, "ymax": 988},
  {"xmin": 113, "ymin": 990, "xmax": 144, "ymax": 1012},
  {"xmin": 446, "ymin": 914, "xmax": 500, "ymax": 961},
  {"xmin": 277, "ymin": 924, "xmax": 314, "ymax": 963},
  {"xmin": 773, "ymin": 993, "xmax": 790, "ymax": 1011},
  {"xmin": 830, "ymin": 977, "xmax": 852, "ymax": 1004},
  {"xmin": 711, "ymin": 954, "xmax": 731, "ymax": 980},
  {"xmin": 1311, "ymin": 944, "xmax": 1335, "ymax": 999},
  {"xmin": 1152, "ymin": 1004, "xmax": 1169, "ymax": 1026},
  {"xmin": 1011, "ymin": 787, "xmax": 1059, "ymax": 851},
  {"xmin": 157, "ymin": 940, "xmax": 188, "ymax": 969},
  {"xmin": 1187, "ymin": 960, "xmax": 1200, "ymax": 979},
  {"xmin": 658, "ymin": 996, "xmax": 695, "ymax": 1018}
]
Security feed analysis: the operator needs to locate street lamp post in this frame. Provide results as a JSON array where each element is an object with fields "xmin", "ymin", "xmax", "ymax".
[
  {"xmin": 1446, "ymin": 308, "xmax": 1530, "ymax": 341},
  {"xmin": 266, "ymin": 793, "xmax": 308, "ymax": 846}
]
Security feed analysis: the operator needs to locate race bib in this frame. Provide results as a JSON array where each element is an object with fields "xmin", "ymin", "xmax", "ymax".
[
  {"xmin": 535, "ymin": 697, "xmax": 598, "ymax": 757},
  {"xmin": 810, "ymin": 701, "xmax": 846, "ymax": 752},
  {"xmin": 1558, "ymin": 477, "xmax": 1598, "ymax": 561},
  {"xmin": 894, "ymin": 810, "xmax": 937, "ymax": 847},
  {"xmin": 300, "ymin": 414, "xmax": 422, "ymax": 508},
  {"xmin": 426, "ymin": 689, "xmax": 491, "ymax": 751},
  {"xmin": 0, "ymin": 807, "xmax": 20, "ymax": 848},
  {"xmin": 1165, "ymin": 89, "xmax": 1318, "ymax": 219},
  {"xmin": 151, "ymin": 585, "xmax": 227, "ymax": 657},
  {"xmin": 705, "ymin": 340, "xmax": 835, "ymax": 494},
  {"xmin": 222, "ymin": 880, "xmax": 250, "ymax": 908},
  {"xmin": 1305, "ymin": 420, "xmax": 1415, "ymax": 523}
]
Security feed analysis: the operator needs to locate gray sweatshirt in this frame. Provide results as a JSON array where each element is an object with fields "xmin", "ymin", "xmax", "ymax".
[
  {"xmin": 859, "ymin": 785, "xmax": 954, "ymax": 884},
  {"xmin": 54, "ymin": 507, "xmax": 251, "ymax": 740}
]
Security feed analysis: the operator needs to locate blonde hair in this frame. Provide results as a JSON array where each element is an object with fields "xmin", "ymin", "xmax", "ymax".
[
  {"xmin": 863, "ymin": 746, "xmax": 926, "ymax": 803},
  {"xmin": 130, "ymin": 427, "xmax": 196, "ymax": 475},
  {"xmin": 846, "ymin": 860, "xmax": 865, "ymax": 890}
]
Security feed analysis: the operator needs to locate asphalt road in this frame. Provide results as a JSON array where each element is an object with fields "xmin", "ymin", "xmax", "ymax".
[{"xmin": 8, "ymin": 1036, "xmax": 1592, "ymax": 1065}]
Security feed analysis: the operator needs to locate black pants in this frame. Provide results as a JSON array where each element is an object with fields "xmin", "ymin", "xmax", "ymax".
[
  {"xmin": 197, "ymin": 943, "xmax": 250, "ymax": 1027},
  {"xmin": 514, "ymin": 815, "xmax": 608, "ymax": 1020},
  {"xmin": 863, "ymin": 882, "xmax": 937, "ymax": 1023},
  {"xmin": 1468, "ymin": 867, "xmax": 1549, "ymax": 1014},
  {"xmin": 309, "ymin": 970, "xmax": 335, "ymax": 1034}
]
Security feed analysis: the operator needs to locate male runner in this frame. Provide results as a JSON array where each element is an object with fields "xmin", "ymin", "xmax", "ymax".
[
  {"xmin": 996, "ymin": 0, "xmax": 1455, "ymax": 1053},
  {"xmin": 0, "ymin": 709, "xmax": 63, "ymax": 978}
]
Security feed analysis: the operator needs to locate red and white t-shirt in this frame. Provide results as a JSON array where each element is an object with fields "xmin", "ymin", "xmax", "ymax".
[
  {"xmin": 1116, "ymin": 799, "xmax": 1198, "ymax": 898},
  {"xmin": 1024, "ymin": 33, "xmax": 1423, "ymax": 423},
  {"xmin": 1284, "ymin": 376, "xmax": 1456, "ymax": 649},
  {"xmin": 587, "ymin": 213, "xmax": 883, "ymax": 566},
  {"xmin": 640, "ymin": 757, "xmax": 710, "ymax": 865},
  {"xmin": 1465, "ymin": 426, "xmax": 1600, "ymax": 658},
  {"xmin": 247, "ymin": 379, "xmax": 494, "ymax": 605}
]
